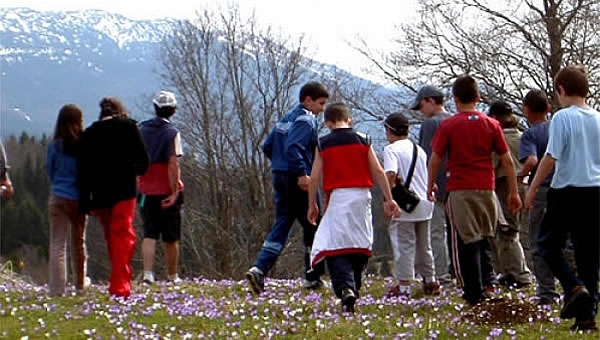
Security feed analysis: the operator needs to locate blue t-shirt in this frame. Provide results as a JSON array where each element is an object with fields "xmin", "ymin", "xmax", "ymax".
[
  {"xmin": 546, "ymin": 105, "xmax": 600, "ymax": 188},
  {"xmin": 46, "ymin": 140, "xmax": 80, "ymax": 200},
  {"xmin": 519, "ymin": 121, "xmax": 553, "ymax": 186}
]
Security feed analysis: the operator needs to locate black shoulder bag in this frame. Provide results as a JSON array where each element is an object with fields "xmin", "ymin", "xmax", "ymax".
[{"xmin": 391, "ymin": 142, "xmax": 421, "ymax": 213}]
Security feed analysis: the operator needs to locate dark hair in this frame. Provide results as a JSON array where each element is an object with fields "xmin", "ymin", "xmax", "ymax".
[
  {"xmin": 154, "ymin": 104, "xmax": 176, "ymax": 119},
  {"xmin": 99, "ymin": 97, "xmax": 128, "ymax": 119},
  {"xmin": 53, "ymin": 104, "xmax": 84, "ymax": 155},
  {"xmin": 488, "ymin": 100, "xmax": 518, "ymax": 129},
  {"xmin": 299, "ymin": 82, "xmax": 329, "ymax": 102},
  {"xmin": 384, "ymin": 113, "xmax": 409, "ymax": 137},
  {"xmin": 523, "ymin": 90, "xmax": 549, "ymax": 114},
  {"xmin": 554, "ymin": 65, "xmax": 589, "ymax": 98},
  {"xmin": 429, "ymin": 96, "xmax": 444, "ymax": 105},
  {"xmin": 324, "ymin": 102, "xmax": 351, "ymax": 122},
  {"xmin": 452, "ymin": 75, "xmax": 479, "ymax": 104}
]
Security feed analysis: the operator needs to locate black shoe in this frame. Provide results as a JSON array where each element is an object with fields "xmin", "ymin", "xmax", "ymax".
[
  {"xmin": 570, "ymin": 319, "xmax": 598, "ymax": 332},
  {"xmin": 245, "ymin": 267, "xmax": 264, "ymax": 294},
  {"xmin": 560, "ymin": 285, "xmax": 592, "ymax": 319},
  {"xmin": 341, "ymin": 288, "xmax": 356, "ymax": 313},
  {"xmin": 498, "ymin": 275, "xmax": 530, "ymax": 289},
  {"xmin": 537, "ymin": 297, "xmax": 556, "ymax": 306}
]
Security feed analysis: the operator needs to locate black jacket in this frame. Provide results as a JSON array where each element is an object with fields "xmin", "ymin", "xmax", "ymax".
[{"xmin": 79, "ymin": 117, "xmax": 149, "ymax": 212}]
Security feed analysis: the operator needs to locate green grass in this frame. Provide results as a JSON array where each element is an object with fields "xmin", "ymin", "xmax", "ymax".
[{"xmin": 0, "ymin": 275, "xmax": 598, "ymax": 339}]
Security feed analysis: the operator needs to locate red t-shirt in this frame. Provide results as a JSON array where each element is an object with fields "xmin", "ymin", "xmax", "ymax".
[{"xmin": 431, "ymin": 112, "xmax": 508, "ymax": 191}]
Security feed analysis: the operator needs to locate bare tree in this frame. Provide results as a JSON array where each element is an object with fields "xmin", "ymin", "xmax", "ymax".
[
  {"xmin": 354, "ymin": 0, "xmax": 600, "ymax": 112},
  {"xmin": 158, "ymin": 5, "xmax": 316, "ymax": 278}
]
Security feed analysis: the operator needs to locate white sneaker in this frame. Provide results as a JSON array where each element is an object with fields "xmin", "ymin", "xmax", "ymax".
[
  {"xmin": 83, "ymin": 276, "xmax": 92, "ymax": 288},
  {"xmin": 143, "ymin": 272, "xmax": 155, "ymax": 284},
  {"xmin": 167, "ymin": 274, "xmax": 181, "ymax": 284}
]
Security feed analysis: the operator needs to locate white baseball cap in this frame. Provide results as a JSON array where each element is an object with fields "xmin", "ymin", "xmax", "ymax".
[{"xmin": 152, "ymin": 90, "xmax": 177, "ymax": 108}]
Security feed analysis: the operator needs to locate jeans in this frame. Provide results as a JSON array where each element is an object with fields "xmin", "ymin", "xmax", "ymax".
[
  {"xmin": 254, "ymin": 172, "xmax": 325, "ymax": 280},
  {"xmin": 538, "ymin": 186, "xmax": 599, "ymax": 319},
  {"xmin": 430, "ymin": 202, "xmax": 451, "ymax": 280},
  {"xmin": 528, "ymin": 186, "xmax": 558, "ymax": 299}
]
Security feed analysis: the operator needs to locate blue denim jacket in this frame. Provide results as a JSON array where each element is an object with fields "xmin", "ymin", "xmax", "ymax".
[{"xmin": 263, "ymin": 104, "xmax": 317, "ymax": 176}]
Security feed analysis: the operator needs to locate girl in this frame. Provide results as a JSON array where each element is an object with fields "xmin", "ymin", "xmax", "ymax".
[{"xmin": 47, "ymin": 104, "xmax": 89, "ymax": 296}]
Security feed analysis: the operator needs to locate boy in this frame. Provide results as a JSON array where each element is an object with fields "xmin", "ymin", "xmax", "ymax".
[
  {"xmin": 488, "ymin": 101, "xmax": 532, "ymax": 289},
  {"xmin": 411, "ymin": 85, "xmax": 453, "ymax": 285},
  {"xmin": 428, "ymin": 75, "xmax": 521, "ymax": 305},
  {"xmin": 525, "ymin": 66, "xmax": 600, "ymax": 331},
  {"xmin": 79, "ymin": 97, "xmax": 149, "ymax": 297},
  {"xmin": 518, "ymin": 90, "xmax": 559, "ymax": 305},
  {"xmin": 138, "ymin": 90, "xmax": 184, "ymax": 284},
  {"xmin": 246, "ymin": 82, "xmax": 329, "ymax": 294},
  {"xmin": 307, "ymin": 103, "xmax": 400, "ymax": 313},
  {"xmin": 382, "ymin": 113, "xmax": 438, "ymax": 297}
]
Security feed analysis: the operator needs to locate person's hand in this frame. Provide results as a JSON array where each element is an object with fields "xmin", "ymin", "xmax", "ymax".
[
  {"xmin": 307, "ymin": 202, "xmax": 319, "ymax": 225},
  {"xmin": 384, "ymin": 200, "xmax": 401, "ymax": 218},
  {"xmin": 524, "ymin": 186, "xmax": 537, "ymax": 210},
  {"xmin": 427, "ymin": 183, "xmax": 438, "ymax": 202},
  {"xmin": 508, "ymin": 190, "xmax": 522, "ymax": 214},
  {"xmin": 298, "ymin": 175, "xmax": 310, "ymax": 191},
  {"xmin": 1, "ymin": 179, "xmax": 13, "ymax": 198},
  {"xmin": 161, "ymin": 192, "xmax": 178, "ymax": 209}
]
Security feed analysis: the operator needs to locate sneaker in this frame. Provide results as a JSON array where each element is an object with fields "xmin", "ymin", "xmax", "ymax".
[
  {"xmin": 570, "ymin": 319, "xmax": 598, "ymax": 332},
  {"xmin": 168, "ymin": 274, "xmax": 182, "ymax": 284},
  {"xmin": 341, "ymin": 287, "xmax": 356, "ymax": 313},
  {"xmin": 385, "ymin": 284, "xmax": 410, "ymax": 298},
  {"xmin": 303, "ymin": 279, "xmax": 326, "ymax": 290},
  {"xmin": 560, "ymin": 285, "xmax": 592, "ymax": 319},
  {"xmin": 245, "ymin": 267, "xmax": 264, "ymax": 294},
  {"xmin": 423, "ymin": 281, "xmax": 441, "ymax": 296},
  {"xmin": 143, "ymin": 272, "xmax": 155, "ymax": 285}
]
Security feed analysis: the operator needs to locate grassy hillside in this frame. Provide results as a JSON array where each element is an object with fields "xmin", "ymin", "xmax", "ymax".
[{"xmin": 1, "ymin": 267, "xmax": 598, "ymax": 339}]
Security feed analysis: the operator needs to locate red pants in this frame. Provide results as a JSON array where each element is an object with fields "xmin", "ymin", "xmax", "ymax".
[{"xmin": 94, "ymin": 199, "xmax": 137, "ymax": 297}]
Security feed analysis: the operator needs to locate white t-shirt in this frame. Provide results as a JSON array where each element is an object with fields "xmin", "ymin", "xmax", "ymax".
[{"xmin": 383, "ymin": 139, "xmax": 434, "ymax": 221}]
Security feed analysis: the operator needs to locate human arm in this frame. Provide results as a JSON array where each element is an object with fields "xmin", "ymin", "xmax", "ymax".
[
  {"xmin": 524, "ymin": 155, "xmax": 555, "ymax": 209},
  {"xmin": 287, "ymin": 118, "xmax": 314, "ymax": 190},
  {"xmin": 131, "ymin": 122, "xmax": 150, "ymax": 176},
  {"xmin": 161, "ymin": 132, "xmax": 183, "ymax": 209},
  {"xmin": 307, "ymin": 149, "xmax": 322, "ymax": 225},
  {"xmin": 0, "ymin": 141, "xmax": 12, "ymax": 198},
  {"xmin": 262, "ymin": 129, "xmax": 274, "ymax": 160},
  {"xmin": 368, "ymin": 147, "xmax": 400, "ymax": 218},
  {"xmin": 498, "ymin": 152, "xmax": 522, "ymax": 214},
  {"xmin": 517, "ymin": 129, "xmax": 538, "ymax": 178},
  {"xmin": 427, "ymin": 152, "xmax": 443, "ymax": 201},
  {"xmin": 382, "ymin": 145, "xmax": 398, "ymax": 188},
  {"xmin": 518, "ymin": 155, "xmax": 538, "ymax": 178},
  {"xmin": 77, "ymin": 132, "xmax": 92, "ymax": 213}
]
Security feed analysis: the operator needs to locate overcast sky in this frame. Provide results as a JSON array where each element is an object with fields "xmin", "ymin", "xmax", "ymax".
[{"xmin": 3, "ymin": 0, "xmax": 418, "ymax": 79}]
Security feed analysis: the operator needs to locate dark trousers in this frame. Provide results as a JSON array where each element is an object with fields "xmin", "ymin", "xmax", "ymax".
[
  {"xmin": 254, "ymin": 172, "xmax": 325, "ymax": 280},
  {"xmin": 326, "ymin": 254, "xmax": 369, "ymax": 299},
  {"xmin": 538, "ymin": 186, "xmax": 599, "ymax": 320},
  {"xmin": 453, "ymin": 233, "xmax": 496, "ymax": 303}
]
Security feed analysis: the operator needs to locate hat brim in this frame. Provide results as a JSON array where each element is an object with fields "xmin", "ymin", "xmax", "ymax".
[{"xmin": 409, "ymin": 98, "xmax": 420, "ymax": 110}]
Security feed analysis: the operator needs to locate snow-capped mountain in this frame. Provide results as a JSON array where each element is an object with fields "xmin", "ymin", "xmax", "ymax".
[
  {"xmin": 0, "ymin": 7, "xmax": 399, "ymax": 138},
  {"xmin": 1, "ymin": 7, "xmax": 176, "ymax": 136}
]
